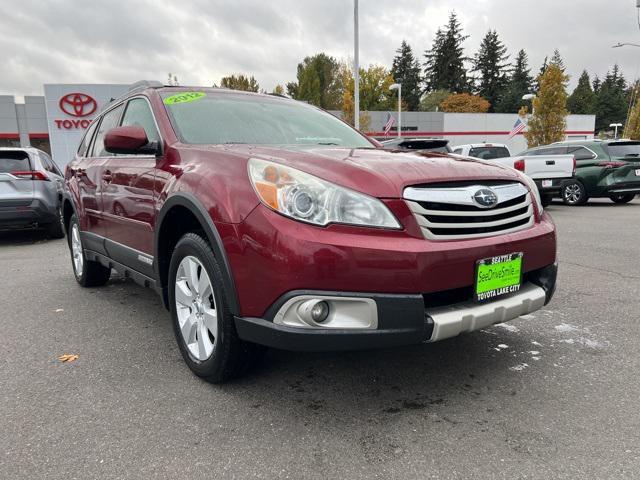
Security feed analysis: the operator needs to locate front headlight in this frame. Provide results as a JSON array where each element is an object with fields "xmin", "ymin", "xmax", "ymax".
[
  {"xmin": 518, "ymin": 173, "xmax": 544, "ymax": 213},
  {"xmin": 248, "ymin": 158, "xmax": 401, "ymax": 229}
]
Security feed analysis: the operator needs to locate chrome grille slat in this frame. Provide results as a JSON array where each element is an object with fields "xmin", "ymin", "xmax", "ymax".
[
  {"xmin": 415, "ymin": 205, "xmax": 533, "ymax": 229},
  {"xmin": 409, "ymin": 196, "xmax": 532, "ymax": 217},
  {"xmin": 404, "ymin": 182, "xmax": 535, "ymax": 241}
]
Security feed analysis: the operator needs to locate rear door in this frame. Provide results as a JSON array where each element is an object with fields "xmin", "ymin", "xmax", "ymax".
[
  {"xmin": 0, "ymin": 151, "xmax": 34, "ymax": 209},
  {"xmin": 101, "ymin": 97, "xmax": 161, "ymax": 275},
  {"xmin": 602, "ymin": 142, "xmax": 640, "ymax": 191},
  {"xmin": 81, "ymin": 104, "xmax": 125, "ymax": 240}
]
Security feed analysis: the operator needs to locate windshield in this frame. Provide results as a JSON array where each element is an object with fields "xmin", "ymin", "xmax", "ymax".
[
  {"xmin": 606, "ymin": 142, "xmax": 640, "ymax": 158},
  {"xmin": 469, "ymin": 146, "xmax": 510, "ymax": 160},
  {"xmin": 162, "ymin": 91, "xmax": 373, "ymax": 148}
]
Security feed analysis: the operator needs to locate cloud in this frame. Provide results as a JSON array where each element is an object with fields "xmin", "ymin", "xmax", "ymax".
[{"xmin": 2, "ymin": 0, "xmax": 640, "ymax": 96}]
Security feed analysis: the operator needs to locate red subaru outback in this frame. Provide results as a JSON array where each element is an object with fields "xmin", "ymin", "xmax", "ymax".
[{"xmin": 63, "ymin": 82, "xmax": 557, "ymax": 382}]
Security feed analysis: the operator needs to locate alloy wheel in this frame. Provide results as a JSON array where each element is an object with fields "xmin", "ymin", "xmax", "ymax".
[
  {"xmin": 71, "ymin": 223, "xmax": 84, "ymax": 275},
  {"xmin": 174, "ymin": 255, "xmax": 218, "ymax": 361},
  {"xmin": 564, "ymin": 184, "xmax": 582, "ymax": 204}
]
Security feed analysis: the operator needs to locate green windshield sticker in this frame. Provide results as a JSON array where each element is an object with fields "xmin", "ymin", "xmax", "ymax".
[{"xmin": 164, "ymin": 92, "xmax": 206, "ymax": 105}]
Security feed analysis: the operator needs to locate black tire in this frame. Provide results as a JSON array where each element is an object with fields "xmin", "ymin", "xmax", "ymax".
[
  {"xmin": 562, "ymin": 180, "xmax": 589, "ymax": 206},
  {"xmin": 541, "ymin": 194, "xmax": 553, "ymax": 207},
  {"xmin": 609, "ymin": 193, "xmax": 636, "ymax": 204},
  {"xmin": 168, "ymin": 232, "xmax": 265, "ymax": 383},
  {"xmin": 67, "ymin": 214, "xmax": 111, "ymax": 287},
  {"xmin": 46, "ymin": 205, "xmax": 65, "ymax": 239}
]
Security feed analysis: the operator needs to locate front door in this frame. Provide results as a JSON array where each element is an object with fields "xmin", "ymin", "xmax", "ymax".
[{"xmin": 101, "ymin": 97, "xmax": 161, "ymax": 277}]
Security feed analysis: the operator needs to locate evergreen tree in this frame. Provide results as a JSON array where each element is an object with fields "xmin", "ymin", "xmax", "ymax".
[
  {"xmin": 424, "ymin": 12, "xmax": 469, "ymax": 93},
  {"xmin": 567, "ymin": 71, "xmax": 597, "ymax": 114},
  {"xmin": 592, "ymin": 75, "xmax": 601, "ymax": 95},
  {"xmin": 525, "ymin": 64, "xmax": 569, "ymax": 147},
  {"xmin": 550, "ymin": 49, "xmax": 566, "ymax": 72},
  {"xmin": 595, "ymin": 65, "xmax": 628, "ymax": 132},
  {"xmin": 391, "ymin": 40, "xmax": 422, "ymax": 110},
  {"xmin": 533, "ymin": 56, "xmax": 548, "ymax": 92},
  {"xmin": 472, "ymin": 30, "xmax": 509, "ymax": 112},
  {"xmin": 496, "ymin": 49, "xmax": 533, "ymax": 113}
]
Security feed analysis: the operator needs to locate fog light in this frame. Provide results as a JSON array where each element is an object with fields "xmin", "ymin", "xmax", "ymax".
[{"xmin": 310, "ymin": 301, "xmax": 330, "ymax": 323}]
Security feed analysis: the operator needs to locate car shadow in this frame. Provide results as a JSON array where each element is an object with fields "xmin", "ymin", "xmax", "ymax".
[
  {"xmin": 0, "ymin": 229, "xmax": 65, "ymax": 247},
  {"xmin": 212, "ymin": 325, "xmax": 537, "ymax": 432}
]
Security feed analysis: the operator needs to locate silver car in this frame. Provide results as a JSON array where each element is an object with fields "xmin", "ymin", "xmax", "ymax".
[{"xmin": 0, "ymin": 147, "xmax": 65, "ymax": 237}]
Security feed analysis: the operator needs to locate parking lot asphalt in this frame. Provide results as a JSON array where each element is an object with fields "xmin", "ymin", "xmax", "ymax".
[{"xmin": 1, "ymin": 199, "xmax": 640, "ymax": 479}]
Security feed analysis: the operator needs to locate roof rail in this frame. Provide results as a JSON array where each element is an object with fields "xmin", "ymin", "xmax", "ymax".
[{"xmin": 128, "ymin": 80, "xmax": 164, "ymax": 91}]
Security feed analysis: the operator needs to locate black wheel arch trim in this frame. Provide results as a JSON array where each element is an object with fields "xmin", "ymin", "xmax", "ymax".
[
  {"xmin": 155, "ymin": 192, "xmax": 241, "ymax": 315},
  {"xmin": 61, "ymin": 190, "xmax": 79, "ymax": 235}
]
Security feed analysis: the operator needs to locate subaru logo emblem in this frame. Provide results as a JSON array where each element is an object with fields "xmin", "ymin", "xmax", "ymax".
[{"xmin": 473, "ymin": 188, "xmax": 499, "ymax": 208}]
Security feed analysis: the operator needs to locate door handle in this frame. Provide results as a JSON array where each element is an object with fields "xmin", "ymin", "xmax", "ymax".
[
  {"xmin": 102, "ymin": 171, "xmax": 113, "ymax": 182},
  {"xmin": 546, "ymin": 160, "xmax": 555, "ymax": 165}
]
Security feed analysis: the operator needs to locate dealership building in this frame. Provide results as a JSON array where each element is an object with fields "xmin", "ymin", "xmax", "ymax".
[{"xmin": 1, "ymin": 84, "xmax": 595, "ymax": 168}]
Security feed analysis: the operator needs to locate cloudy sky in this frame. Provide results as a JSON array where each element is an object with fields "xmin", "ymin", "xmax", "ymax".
[{"xmin": 3, "ymin": 0, "xmax": 640, "ymax": 97}]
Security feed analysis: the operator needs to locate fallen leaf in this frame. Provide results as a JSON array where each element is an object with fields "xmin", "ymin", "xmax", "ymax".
[{"xmin": 58, "ymin": 354, "xmax": 79, "ymax": 363}]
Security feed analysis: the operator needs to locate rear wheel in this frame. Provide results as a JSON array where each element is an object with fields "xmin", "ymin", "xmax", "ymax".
[
  {"xmin": 46, "ymin": 205, "xmax": 65, "ymax": 239},
  {"xmin": 68, "ymin": 214, "xmax": 111, "ymax": 287},
  {"xmin": 562, "ymin": 180, "xmax": 588, "ymax": 206},
  {"xmin": 168, "ymin": 232, "xmax": 264, "ymax": 383},
  {"xmin": 609, "ymin": 193, "xmax": 636, "ymax": 204}
]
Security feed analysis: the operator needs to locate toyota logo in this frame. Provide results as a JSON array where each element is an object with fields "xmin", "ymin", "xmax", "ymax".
[
  {"xmin": 473, "ymin": 188, "xmax": 499, "ymax": 208},
  {"xmin": 59, "ymin": 93, "xmax": 97, "ymax": 117}
]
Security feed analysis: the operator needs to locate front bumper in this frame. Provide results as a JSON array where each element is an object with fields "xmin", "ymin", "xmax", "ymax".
[{"xmin": 235, "ymin": 263, "xmax": 557, "ymax": 352}]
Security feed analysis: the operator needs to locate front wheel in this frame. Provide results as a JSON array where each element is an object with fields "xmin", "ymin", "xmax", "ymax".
[
  {"xmin": 562, "ymin": 180, "xmax": 588, "ymax": 206},
  {"xmin": 168, "ymin": 232, "xmax": 264, "ymax": 383},
  {"xmin": 609, "ymin": 193, "xmax": 636, "ymax": 204}
]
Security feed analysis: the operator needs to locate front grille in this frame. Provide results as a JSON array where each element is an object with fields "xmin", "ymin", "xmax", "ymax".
[{"xmin": 404, "ymin": 182, "xmax": 535, "ymax": 240}]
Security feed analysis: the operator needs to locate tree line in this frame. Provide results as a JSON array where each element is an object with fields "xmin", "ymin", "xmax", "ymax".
[{"xmin": 214, "ymin": 11, "xmax": 635, "ymax": 135}]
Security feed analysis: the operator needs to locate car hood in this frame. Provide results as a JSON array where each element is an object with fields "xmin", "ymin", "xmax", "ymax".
[{"xmin": 200, "ymin": 144, "xmax": 523, "ymax": 198}]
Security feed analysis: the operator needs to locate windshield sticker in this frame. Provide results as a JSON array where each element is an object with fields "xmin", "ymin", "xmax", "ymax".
[{"xmin": 164, "ymin": 92, "xmax": 206, "ymax": 105}]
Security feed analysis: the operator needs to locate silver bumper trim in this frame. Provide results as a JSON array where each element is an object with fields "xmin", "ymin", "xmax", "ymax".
[{"xmin": 425, "ymin": 283, "xmax": 546, "ymax": 342}]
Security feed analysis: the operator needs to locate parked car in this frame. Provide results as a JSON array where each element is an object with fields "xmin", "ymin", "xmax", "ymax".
[
  {"xmin": 0, "ymin": 147, "xmax": 65, "ymax": 237},
  {"xmin": 63, "ymin": 83, "xmax": 557, "ymax": 383},
  {"xmin": 381, "ymin": 137, "xmax": 452, "ymax": 153},
  {"xmin": 453, "ymin": 143, "xmax": 511, "ymax": 160},
  {"xmin": 454, "ymin": 143, "xmax": 575, "ymax": 206},
  {"xmin": 524, "ymin": 140, "xmax": 640, "ymax": 205}
]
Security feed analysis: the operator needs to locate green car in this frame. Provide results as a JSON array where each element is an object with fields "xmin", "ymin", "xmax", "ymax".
[{"xmin": 521, "ymin": 140, "xmax": 640, "ymax": 205}]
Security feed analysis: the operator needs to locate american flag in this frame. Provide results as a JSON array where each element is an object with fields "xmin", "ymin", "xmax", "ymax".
[
  {"xmin": 383, "ymin": 113, "xmax": 396, "ymax": 135},
  {"xmin": 509, "ymin": 117, "xmax": 527, "ymax": 138}
]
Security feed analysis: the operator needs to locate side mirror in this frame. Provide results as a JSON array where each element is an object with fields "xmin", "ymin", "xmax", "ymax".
[{"xmin": 104, "ymin": 126, "xmax": 158, "ymax": 155}]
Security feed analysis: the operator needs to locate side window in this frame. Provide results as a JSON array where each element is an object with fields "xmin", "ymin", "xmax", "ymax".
[
  {"xmin": 120, "ymin": 98, "xmax": 160, "ymax": 144},
  {"xmin": 39, "ymin": 152, "xmax": 60, "ymax": 175},
  {"xmin": 567, "ymin": 146, "xmax": 596, "ymax": 161},
  {"xmin": 453, "ymin": 148, "xmax": 463, "ymax": 155},
  {"xmin": 91, "ymin": 105, "xmax": 124, "ymax": 158},
  {"xmin": 77, "ymin": 121, "xmax": 98, "ymax": 157}
]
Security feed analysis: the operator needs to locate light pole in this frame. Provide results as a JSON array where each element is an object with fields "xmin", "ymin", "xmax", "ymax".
[
  {"xmin": 612, "ymin": 42, "xmax": 640, "ymax": 48},
  {"xmin": 522, "ymin": 93, "xmax": 536, "ymax": 116},
  {"xmin": 610, "ymin": 123, "xmax": 623, "ymax": 139},
  {"xmin": 390, "ymin": 83, "xmax": 402, "ymax": 138},
  {"xmin": 354, "ymin": 0, "xmax": 360, "ymax": 130}
]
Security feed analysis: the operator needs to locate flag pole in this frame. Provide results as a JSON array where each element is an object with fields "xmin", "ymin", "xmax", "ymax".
[{"xmin": 354, "ymin": 0, "xmax": 360, "ymax": 131}]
